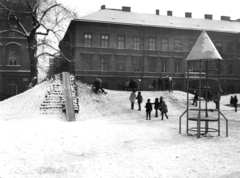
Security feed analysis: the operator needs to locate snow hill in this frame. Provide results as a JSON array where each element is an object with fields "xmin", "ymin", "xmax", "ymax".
[{"xmin": 0, "ymin": 80, "xmax": 240, "ymax": 178}]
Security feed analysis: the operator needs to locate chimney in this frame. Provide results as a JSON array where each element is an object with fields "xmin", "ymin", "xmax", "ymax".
[
  {"xmin": 156, "ymin": 9, "xmax": 159, "ymax": 15},
  {"xmin": 221, "ymin": 16, "xmax": 231, "ymax": 21},
  {"xmin": 101, "ymin": 5, "xmax": 106, "ymax": 10},
  {"xmin": 167, "ymin": 11, "xmax": 172, "ymax": 16},
  {"xmin": 122, "ymin": 6, "xmax": 131, "ymax": 12},
  {"xmin": 204, "ymin": 14, "xmax": 213, "ymax": 20},
  {"xmin": 185, "ymin": 12, "xmax": 192, "ymax": 18}
]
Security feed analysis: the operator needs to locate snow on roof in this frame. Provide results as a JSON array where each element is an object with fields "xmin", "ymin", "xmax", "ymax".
[
  {"xmin": 76, "ymin": 9, "xmax": 240, "ymax": 33},
  {"xmin": 186, "ymin": 31, "xmax": 222, "ymax": 61}
]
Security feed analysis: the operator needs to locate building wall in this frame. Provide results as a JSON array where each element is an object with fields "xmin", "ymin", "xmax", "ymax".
[
  {"xmin": 64, "ymin": 21, "xmax": 240, "ymax": 93},
  {"xmin": 0, "ymin": 4, "xmax": 31, "ymax": 100}
]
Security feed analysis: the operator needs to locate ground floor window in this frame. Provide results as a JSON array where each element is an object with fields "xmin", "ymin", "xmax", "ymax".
[{"xmin": 8, "ymin": 80, "xmax": 18, "ymax": 96}]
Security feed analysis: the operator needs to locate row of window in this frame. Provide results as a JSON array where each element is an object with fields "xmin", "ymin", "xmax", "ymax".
[
  {"xmin": 84, "ymin": 33, "xmax": 233, "ymax": 53},
  {"xmin": 82, "ymin": 55, "xmax": 234, "ymax": 74},
  {"xmin": 83, "ymin": 55, "xmax": 182, "ymax": 73}
]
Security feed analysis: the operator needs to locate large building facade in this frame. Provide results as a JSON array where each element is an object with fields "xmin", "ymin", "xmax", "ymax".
[
  {"xmin": 0, "ymin": 1, "xmax": 31, "ymax": 100},
  {"xmin": 62, "ymin": 5, "xmax": 240, "ymax": 93}
]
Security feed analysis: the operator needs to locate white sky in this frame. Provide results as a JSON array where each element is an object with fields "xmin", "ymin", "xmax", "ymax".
[{"xmin": 59, "ymin": 0, "xmax": 240, "ymax": 20}]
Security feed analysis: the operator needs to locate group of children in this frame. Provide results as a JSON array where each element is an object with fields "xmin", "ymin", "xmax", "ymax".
[{"xmin": 129, "ymin": 91, "xmax": 169, "ymax": 120}]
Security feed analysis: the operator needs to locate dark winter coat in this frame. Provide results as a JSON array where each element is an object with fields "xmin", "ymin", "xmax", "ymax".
[
  {"xmin": 154, "ymin": 101, "xmax": 160, "ymax": 109},
  {"xmin": 159, "ymin": 101, "xmax": 168, "ymax": 113},
  {"xmin": 136, "ymin": 94, "xmax": 143, "ymax": 103},
  {"xmin": 232, "ymin": 96, "xmax": 238, "ymax": 107},
  {"xmin": 145, "ymin": 102, "xmax": 152, "ymax": 112}
]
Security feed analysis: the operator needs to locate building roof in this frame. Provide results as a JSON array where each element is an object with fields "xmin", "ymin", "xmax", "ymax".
[
  {"xmin": 186, "ymin": 31, "xmax": 222, "ymax": 61},
  {"xmin": 76, "ymin": 9, "xmax": 240, "ymax": 33}
]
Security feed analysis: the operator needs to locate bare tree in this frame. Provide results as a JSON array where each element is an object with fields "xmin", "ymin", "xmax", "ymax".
[{"xmin": 0, "ymin": 0, "xmax": 76, "ymax": 84}]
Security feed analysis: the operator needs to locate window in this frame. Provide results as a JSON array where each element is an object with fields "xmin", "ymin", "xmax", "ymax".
[
  {"xmin": 7, "ymin": 45, "xmax": 19, "ymax": 65},
  {"xmin": 132, "ymin": 57, "xmax": 141, "ymax": 72},
  {"xmin": 83, "ymin": 55, "xmax": 93, "ymax": 70},
  {"xmin": 227, "ymin": 42, "xmax": 233, "ymax": 53},
  {"xmin": 117, "ymin": 36, "xmax": 125, "ymax": 49},
  {"xmin": 149, "ymin": 57, "xmax": 157, "ymax": 72},
  {"xmin": 215, "ymin": 42, "xmax": 222, "ymax": 53},
  {"xmin": 227, "ymin": 63, "xmax": 233, "ymax": 74},
  {"xmin": 100, "ymin": 56, "xmax": 109, "ymax": 71},
  {"xmin": 117, "ymin": 57, "xmax": 125, "ymax": 71},
  {"xmin": 174, "ymin": 39, "xmax": 182, "ymax": 52},
  {"xmin": 189, "ymin": 40, "xmax": 195, "ymax": 51},
  {"xmin": 162, "ymin": 61, "xmax": 168, "ymax": 73},
  {"xmin": 101, "ymin": 35, "xmax": 109, "ymax": 48},
  {"xmin": 149, "ymin": 37, "xmax": 156, "ymax": 50},
  {"xmin": 174, "ymin": 61, "xmax": 181, "ymax": 73},
  {"xmin": 161, "ymin": 39, "xmax": 168, "ymax": 51},
  {"xmin": 84, "ymin": 34, "xmax": 92, "ymax": 47},
  {"xmin": 133, "ymin": 37, "xmax": 140, "ymax": 50},
  {"xmin": 8, "ymin": 80, "xmax": 18, "ymax": 96},
  {"xmin": 9, "ymin": 24, "xmax": 18, "ymax": 37}
]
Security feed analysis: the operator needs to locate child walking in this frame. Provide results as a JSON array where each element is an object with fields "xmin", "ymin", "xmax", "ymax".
[
  {"xmin": 153, "ymin": 98, "xmax": 160, "ymax": 117},
  {"xmin": 145, "ymin": 99, "xmax": 152, "ymax": 120},
  {"xmin": 159, "ymin": 97, "xmax": 168, "ymax": 120},
  {"xmin": 136, "ymin": 92, "xmax": 143, "ymax": 111}
]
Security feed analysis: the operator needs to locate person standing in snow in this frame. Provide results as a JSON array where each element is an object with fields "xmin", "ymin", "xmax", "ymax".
[
  {"xmin": 159, "ymin": 97, "xmax": 168, "ymax": 120},
  {"xmin": 158, "ymin": 76, "xmax": 163, "ymax": 91},
  {"xmin": 129, "ymin": 90, "xmax": 137, "ymax": 110},
  {"xmin": 153, "ymin": 98, "xmax": 160, "ymax": 117},
  {"xmin": 168, "ymin": 77, "xmax": 175, "ymax": 92},
  {"xmin": 232, "ymin": 95, "xmax": 238, "ymax": 112},
  {"xmin": 145, "ymin": 99, "xmax": 152, "ymax": 120},
  {"xmin": 136, "ymin": 91, "xmax": 143, "ymax": 111},
  {"xmin": 192, "ymin": 91, "xmax": 198, "ymax": 106},
  {"xmin": 152, "ymin": 78, "xmax": 157, "ymax": 91}
]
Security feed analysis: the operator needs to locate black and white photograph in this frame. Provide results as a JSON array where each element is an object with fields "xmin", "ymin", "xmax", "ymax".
[{"xmin": 0, "ymin": 0, "xmax": 240, "ymax": 177}]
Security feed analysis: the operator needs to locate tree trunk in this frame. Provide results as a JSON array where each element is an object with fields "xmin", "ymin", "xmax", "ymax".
[{"xmin": 27, "ymin": 35, "xmax": 38, "ymax": 86}]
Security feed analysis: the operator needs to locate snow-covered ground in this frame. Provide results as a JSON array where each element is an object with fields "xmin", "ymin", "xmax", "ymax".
[{"xmin": 0, "ymin": 81, "xmax": 240, "ymax": 178}]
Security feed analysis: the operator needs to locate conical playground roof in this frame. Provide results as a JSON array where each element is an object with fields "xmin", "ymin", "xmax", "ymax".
[{"xmin": 186, "ymin": 31, "xmax": 222, "ymax": 61}]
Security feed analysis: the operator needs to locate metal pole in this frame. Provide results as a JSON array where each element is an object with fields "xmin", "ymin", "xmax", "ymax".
[
  {"xmin": 187, "ymin": 61, "xmax": 189, "ymax": 134},
  {"xmin": 218, "ymin": 59, "xmax": 221, "ymax": 136},
  {"xmin": 198, "ymin": 60, "xmax": 202, "ymax": 138}
]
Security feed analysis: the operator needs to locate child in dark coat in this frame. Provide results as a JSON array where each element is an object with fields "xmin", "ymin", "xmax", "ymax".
[
  {"xmin": 145, "ymin": 99, "xmax": 152, "ymax": 120},
  {"xmin": 153, "ymin": 98, "xmax": 160, "ymax": 117},
  {"xmin": 159, "ymin": 97, "xmax": 168, "ymax": 120},
  {"xmin": 136, "ymin": 92, "xmax": 143, "ymax": 111},
  {"xmin": 192, "ymin": 91, "xmax": 198, "ymax": 106}
]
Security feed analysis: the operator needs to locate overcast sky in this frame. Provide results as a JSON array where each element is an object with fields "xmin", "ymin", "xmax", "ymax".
[{"xmin": 59, "ymin": 0, "xmax": 240, "ymax": 21}]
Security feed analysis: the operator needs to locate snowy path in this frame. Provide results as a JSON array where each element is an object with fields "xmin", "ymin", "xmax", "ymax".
[{"xmin": 0, "ymin": 81, "xmax": 240, "ymax": 178}]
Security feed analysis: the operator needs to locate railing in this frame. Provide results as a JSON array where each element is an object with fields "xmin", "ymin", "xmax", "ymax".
[{"xmin": 62, "ymin": 72, "xmax": 76, "ymax": 121}]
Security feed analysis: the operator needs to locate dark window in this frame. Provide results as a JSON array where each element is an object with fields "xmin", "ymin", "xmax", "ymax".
[
  {"xmin": 161, "ymin": 38, "xmax": 168, "ymax": 51},
  {"xmin": 227, "ymin": 63, "xmax": 233, "ymax": 74},
  {"xmin": 215, "ymin": 42, "xmax": 222, "ymax": 53},
  {"xmin": 149, "ymin": 57, "xmax": 157, "ymax": 72},
  {"xmin": 9, "ymin": 24, "xmax": 18, "ymax": 37},
  {"xmin": 117, "ymin": 36, "xmax": 125, "ymax": 49},
  {"xmin": 100, "ymin": 56, "xmax": 109, "ymax": 71},
  {"xmin": 133, "ymin": 37, "xmax": 140, "ymax": 50},
  {"xmin": 117, "ymin": 57, "xmax": 125, "ymax": 71},
  {"xmin": 83, "ymin": 55, "xmax": 93, "ymax": 70},
  {"xmin": 149, "ymin": 37, "xmax": 156, "ymax": 50},
  {"xmin": 8, "ymin": 80, "xmax": 18, "ymax": 96},
  {"xmin": 175, "ymin": 39, "xmax": 182, "ymax": 52},
  {"xmin": 132, "ymin": 57, "xmax": 141, "ymax": 72},
  {"xmin": 162, "ymin": 61, "xmax": 168, "ymax": 73},
  {"xmin": 7, "ymin": 45, "xmax": 19, "ymax": 65},
  {"xmin": 227, "ymin": 42, "xmax": 233, "ymax": 53},
  {"xmin": 84, "ymin": 34, "xmax": 92, "ymax": 47},
  {"xmin": 101, "ymin": 35, "xmax": 109, "ymax": 48},
  {"xmin": 174, "ymin": 61, "xmax": 181, "ymax": 73}
]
